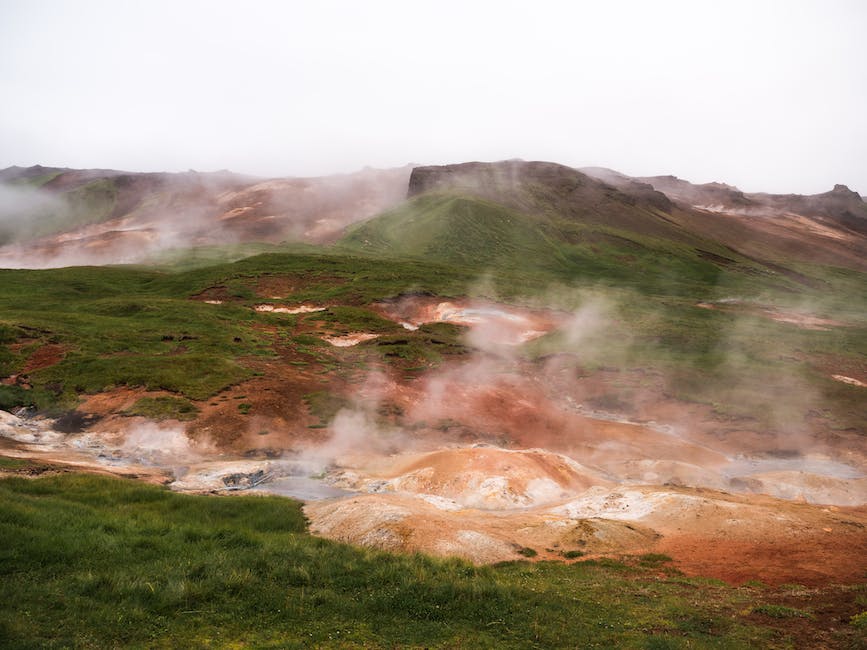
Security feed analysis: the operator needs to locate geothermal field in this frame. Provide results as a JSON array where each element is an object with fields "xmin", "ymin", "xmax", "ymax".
[{"xmin": 1, "ymin": 159, "xmax": 866, "ymax": 647}]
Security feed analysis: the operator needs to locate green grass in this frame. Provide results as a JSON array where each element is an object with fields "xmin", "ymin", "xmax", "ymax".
[
  {"xmin": 4, "ymin": 471, "xmax": 857, "ymax": 649},
  {"xmin": 338, "ymin": 191, "xmax": 815, "ymax": 299},
  {"xmin": 751, "ymin": 605, "xmax": 814, "ymax": 619},
  {"xmin": 304, "ymin": 390, "xmax": 351, "ymax": 425},
  {"xmin": 124, "ymin": 396, "xmax": 200, "ymax": 421},
  {"xmin": 0, "ymin": 457, "xmax": 29, "ymax": 470}
]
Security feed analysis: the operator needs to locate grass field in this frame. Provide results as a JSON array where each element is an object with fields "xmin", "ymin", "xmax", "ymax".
[{"xmin": 1, "ymin": 469, "xmax": 864, "ymax": 649}]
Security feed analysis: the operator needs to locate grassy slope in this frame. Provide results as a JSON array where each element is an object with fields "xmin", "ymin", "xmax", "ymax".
[
  {"xmin": 3, "ymin": 470, "xmax": 863, "ymax": 649},
  {"xmin": 0, "ymin": 253, "xmax": 477, "ymax": 410},
  {"xmin": 340, "ymin": 193, "xmax": 811, "ymax": 299},
  {"xmin": 0, "ymin": 236, "xmax": 865, "ymax": 430}
]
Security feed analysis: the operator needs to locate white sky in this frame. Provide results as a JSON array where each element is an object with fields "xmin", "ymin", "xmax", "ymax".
[{"xmin": 1, "ymin": 0, "xmax": 865, "ymax": 194}]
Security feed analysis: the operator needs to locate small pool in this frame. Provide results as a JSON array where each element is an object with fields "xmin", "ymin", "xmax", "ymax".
[{"xmin": 251, "ymin": 476, "xmax": 352, "ymax": 501}]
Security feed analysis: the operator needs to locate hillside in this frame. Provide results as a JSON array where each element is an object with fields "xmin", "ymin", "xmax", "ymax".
[
  {"xmin": 583, "ymin": 166, "xmax": 867, "ymax": 270},
  {"xmin": 342, "ymin": 161, "xmax": 867, "ymax": 298}
]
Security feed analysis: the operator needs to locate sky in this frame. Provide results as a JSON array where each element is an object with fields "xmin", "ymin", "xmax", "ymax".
[{"xmin": 0, "ymin": 0, "xmax": 865, "ymax": 194}]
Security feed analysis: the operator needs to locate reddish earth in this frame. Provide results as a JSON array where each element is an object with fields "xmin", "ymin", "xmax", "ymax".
[
  {"xmin": 20, "ymin": 343, "xmax": 68, "ymax": 373},
  {"xmin": 306, "ymin": 461, "xmax": 867, "ymax": 585},
  {"xmin": 657, "ymin": 530, "xmax": 867, "ymax": 586}
]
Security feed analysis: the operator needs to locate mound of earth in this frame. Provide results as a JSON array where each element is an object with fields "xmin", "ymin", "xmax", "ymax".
[{"xmin": 332, "ymin": 446, "xmax": 610, "ymax": 509}]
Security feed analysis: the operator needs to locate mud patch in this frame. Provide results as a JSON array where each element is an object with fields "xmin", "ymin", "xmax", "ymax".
[
  {"xmin": 21, "ymin": 343, "xmax": 68, "ymax": 373},
  {"xmin": 253, "ymin": 274, "xmax": 346, "ymax": 299},
  {"xmin": 832, "ymin": 374, "xmax": 866, "ymax": 388},
  {"xmin": 304, "ymin": 482, "xmax": 867, "ymax": 583},
  {"xmin": 255, "ymin": 304, "xmax": 327, "ymax": 314},
  {"xmin": 322, "ymin": 333, "xmax": 379, "ymax": 347},
  {"xmin": 190, "ymin": 285, "xmax": 231, "ymax": 303},
  {"xmin": 375, "ymin": 296, "xmax": 565, "ymax": 345}
]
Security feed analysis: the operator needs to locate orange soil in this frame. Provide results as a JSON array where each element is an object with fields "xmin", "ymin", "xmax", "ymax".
[{"xmin": 20, "ymin": 343, "xmax": 68, "ymax": 373}]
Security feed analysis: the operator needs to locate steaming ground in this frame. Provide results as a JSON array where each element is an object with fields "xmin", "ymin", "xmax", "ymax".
[
  {"xmin": 2, "ymin": 291, "xmax": 865, "ymax": 586},
  {"xmin": 3, "ymin": 402, "xmax": 866, "ymax": 586}
]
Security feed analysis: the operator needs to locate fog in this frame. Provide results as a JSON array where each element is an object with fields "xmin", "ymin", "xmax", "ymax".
[
  {"xmin": 1, "ymin": 1, "xmax": 865, "ymax": 194},
  {"xmin": 0, "ymin": 184, "xmax": 68, "ymax": 244}
]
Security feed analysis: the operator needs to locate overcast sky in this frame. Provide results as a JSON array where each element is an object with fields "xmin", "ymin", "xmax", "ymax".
[{"xmin": 1, "ymin": 0, "xmax": 864, "ymax": 194}]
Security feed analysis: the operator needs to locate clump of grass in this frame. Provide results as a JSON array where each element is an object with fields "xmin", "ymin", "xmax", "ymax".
[
  {"xmin": 851, "ymin": 611, "xmax": 867, "ymax": 628},
  {"xmin": 639, "ymin": 553, "xmax": 673, "ymax": 567},
  {"xmin": 0, "ymin": 457, "xmax": 29, "ymax": 470},
  {"xmin": 291, "ymin": 333, "xmax": 327, "ymax": 347},
  {"xmin": 308, "ymin": 306, "xmax": 402, "ymax": 334},
  {"xmin": 516, "ymin": 547, "xmax": 538, "ymax": 558},
  {"xmin": 561, "ymin": 550, "xmax": 585, "ymax": 559},
  {"xmin": 751, "ymin": 604, "xmax": 813, "ymax": 619},
  {"xmin": 124, "ymin": 396, "xmax": 200, "ymax": 421},
  {"xmin": 0, "ymin": 385, "xmax": 35, "ymax": 411},
  {"xmin": 237, "ymin": 403, "xmax": 252, "ymax": 415},
  {"xmin": 304, "ymin": 390, "xmax": 349, "ymax": 425}
]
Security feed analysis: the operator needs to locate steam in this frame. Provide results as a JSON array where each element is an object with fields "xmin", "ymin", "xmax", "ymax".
[
  {"xmin": 302, "ymin": 276, "xmax": 863, "ymax": 505},
  {"xmin": 120, "ymin": 421, "xmax": 213, "ymax": 465},
  {"xmin": 298, "ymin": 371, "xmax": 406, "ymax": 473},
  {"xmin": 0, "ymin": 166, "xmax": 411, "ymax": 269},
  {"xmin": 0, "ymin": 184, "xmax": 69, "ymax": 246}
]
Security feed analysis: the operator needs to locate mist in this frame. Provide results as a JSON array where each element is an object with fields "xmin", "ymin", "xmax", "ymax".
[
  {"xmin": 0, "ymin": 166, "xmax": 412, "ymax": 268},
  {"xmin": 0, "ymin": 184, "xmax": 68, "ymax": 245}
]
